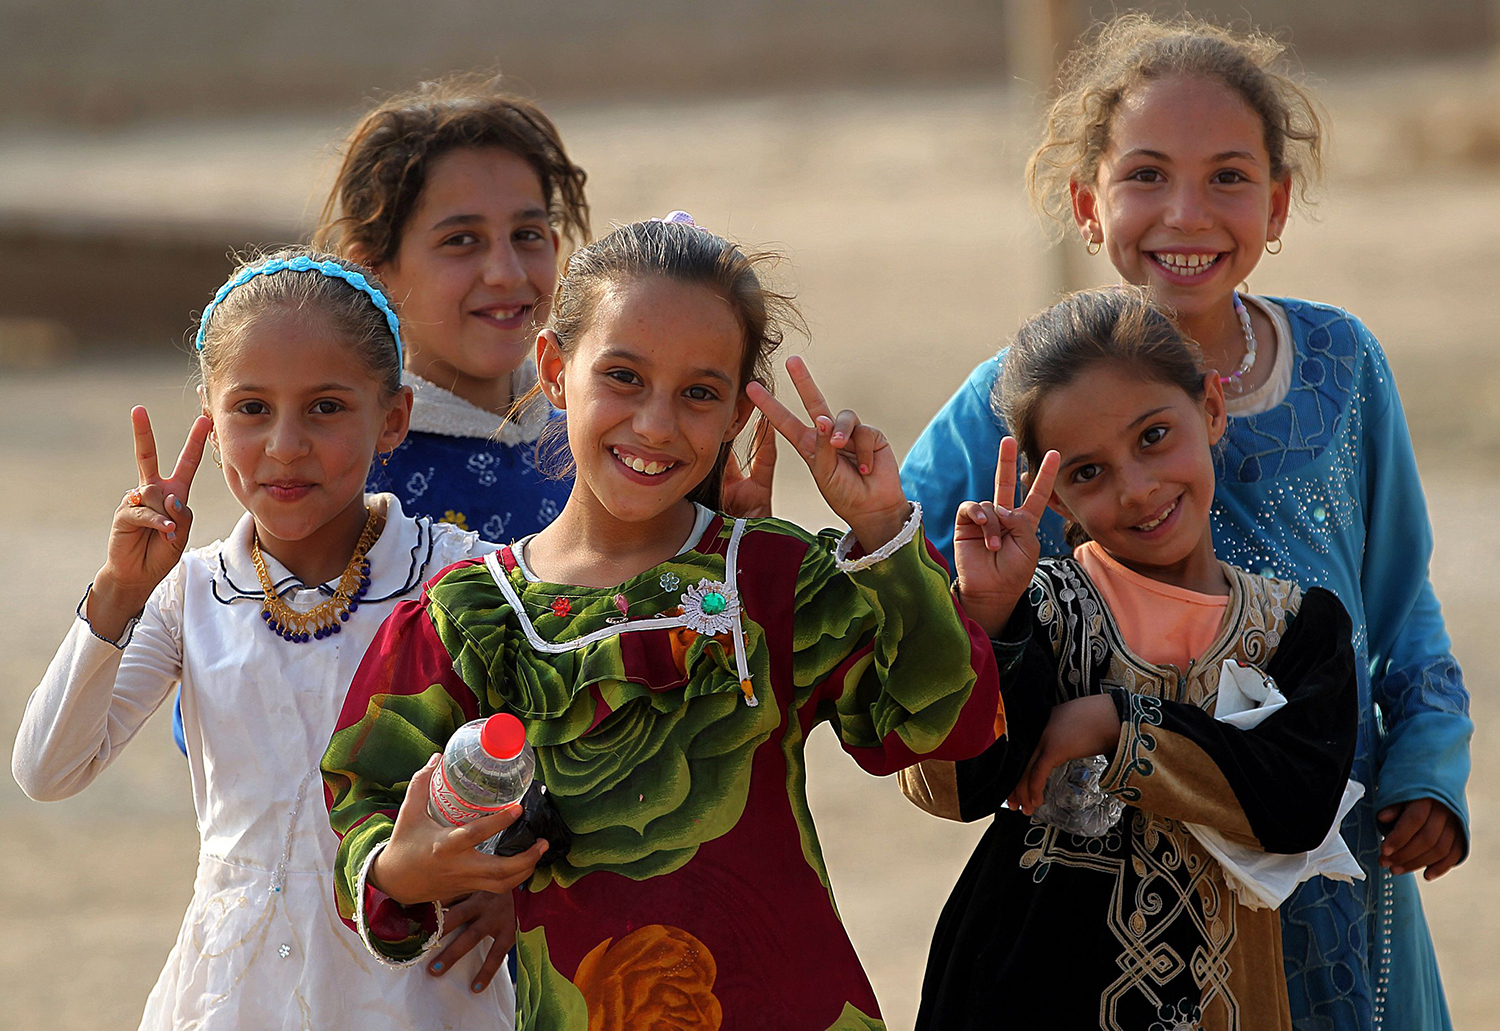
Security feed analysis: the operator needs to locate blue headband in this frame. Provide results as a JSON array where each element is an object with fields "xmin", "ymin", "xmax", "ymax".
[{"xmin": 195, "ymin": 255, "xmax": 405, "ymax": 367}]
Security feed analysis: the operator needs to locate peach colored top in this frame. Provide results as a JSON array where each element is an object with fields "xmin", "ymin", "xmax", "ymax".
[{"xmin": 1074, "ymin": 541, "xmax": 1229, "ymax": 670}]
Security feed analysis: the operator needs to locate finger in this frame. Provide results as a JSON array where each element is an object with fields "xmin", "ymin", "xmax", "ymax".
[
  {"xmin": 1020, "ymin": 450, "xmax": 1061, "ymax": 521},
  {"xmin": 954, "ymin": 500, "xmax": 991, "ymax": 540},
  {"xmin": 829, "ymin": 409, "xmax": 859, "ymax": 449},
  {"xmin": 847, "ymin": 423, "xmax": 883, "ymax": 477},
  {"xmin": 476, "ymin": 838, "xmax": 549, "ymax": 894},
  {"xmin": 450, "ymin": 802, "xmax": 525, "ymax": 850},
  {"xmin": 745, "ymin": 381, "xmax": 814, "ymax": 457},
  {"xmin": 394, "ymin": 754, "xmax": 442, "ymax": 832},
  {"xmin": 748, "ymin": 419, "xmax": 777, "ymax": 487},
  {"xmin": 169, "ymin": 415, "xmax": 212, "ymax": 497},
  {"xmin": 994, "ymin": 436, "xmax": 1017, "ymax": 508},
  {"xmin": 472, "ymin": 938, "xmax": 509, "ymax": 993},
  {"xmin": 1424, "ymin": 840, "xmax": 1464, "ymax": 881},
  {"xmin": 785, "ymin": 356, "xmax": 833, "ymax": 427},
  {"xmin": 978, "ymin": 503, "xmax": 1004, "ymax": 549},
  {"xmin": 1388, "ymin": 812, "xmax": 1445, "ymax": 867},
  {"xmin": 1403, "ymin": 824, "xmax": 1458, "ymax": 876},
  {"xmin": 131, "ymin": 406, "xmax": 160, "ymax": 484},
  {"xmin": 428, "ymin": 898, "xmax": 486, "ymax": 975},
  {"xmin": 1380, "ymin": 800, "xmax": 1429, "ymax": 858},
  {"xmin": 722, "ymin": 451, "xmax": 746, "ymax": 485},
  {"xmin": 117, "ymin": 501, "xmax": 179, "ymax": 539}
]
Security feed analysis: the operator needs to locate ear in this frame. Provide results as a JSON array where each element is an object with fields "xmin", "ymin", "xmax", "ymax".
[
  {"xmin": 377, "ymin": 385, "xmax": 414, "ymax": 454},
  {"xmin": 1070, "ymin": 177, "xmax": 1102, "ymax": 249},
  {"xmin": 536, "ymin": 329, "xmax": 568, "ymax": 410},
  {"xmin": 1045, "ymin": 491, "xmax": 1077, "ymax": 526},
  {"xmin": 1267, "ymin": 174, "xmax": 1292, "ymax": 246},
  {"xmin": 1201, "ymin": 371, "xmax": 1228, "ymax": 445},
  {"xmin": 723, "ymin": 389, "xmax": 757, "ymax": 443}
]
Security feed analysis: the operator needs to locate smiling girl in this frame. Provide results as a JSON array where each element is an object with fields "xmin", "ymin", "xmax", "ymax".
[
  {"xmin": 12, "ymin": 248, "xmax": 542, "ymax": 1028},
  {"xmin": 321, "ymin": 214, "xmax": 1002, "ymax": 1029},
  {"xmin": 906, "ymin": 287, "xmax": 1358, "ymax": 1031},
  {"xmin": 901, "ymin": 15, "xmax": 1471, "ymax": 1028}
]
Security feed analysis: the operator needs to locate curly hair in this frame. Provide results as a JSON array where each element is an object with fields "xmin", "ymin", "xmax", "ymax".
[{"xmin": 1026, "ymin": 12, "xmax": 1325, "ymax": 238}]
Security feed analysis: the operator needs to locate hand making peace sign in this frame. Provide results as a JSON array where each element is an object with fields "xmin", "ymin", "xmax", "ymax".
[
  {"xmin": 951, "ymin": 436, "xmax": 1060, "ymax": 637},
  {"xmin": 746, "ymin": 357, "xmax": 911, "ymax": 552},
  {"xmin": 87, "ymin": 407, "xmax": 212, "ymax": 639}
]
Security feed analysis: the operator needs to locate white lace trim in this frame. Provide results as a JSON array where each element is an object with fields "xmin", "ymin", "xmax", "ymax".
[
  {"xmin": 833, "ymin": 502, "xmax": 922, "ymax": 572},
  {"xmin": 353, "ymin": 840, "xmax": 445, "ymax": 967},
  {"xmin": 406, "ymin": 363, "xmax": 551, "ymax": 444}
]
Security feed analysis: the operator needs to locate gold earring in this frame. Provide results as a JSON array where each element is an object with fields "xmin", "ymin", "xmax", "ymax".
[
  {"xmin": 1265, "ymin": 237, "xmax": 1283, "ymax": 255},
  {"xmin": 210, "ymin": 437, "xmax": 222, "ymax": 469},
  {"xmin": 1086, "ymin": 235, "xmax": 1102, "ymax": 256},
  {"xmin": 377, "ymin": 449, "xmax": 392, "ymax": 466}
]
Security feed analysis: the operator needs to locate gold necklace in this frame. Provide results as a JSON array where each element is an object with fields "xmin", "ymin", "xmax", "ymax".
[{"xmin": 252, "ymin": 509, "xmax": 380, "ymax": 643}]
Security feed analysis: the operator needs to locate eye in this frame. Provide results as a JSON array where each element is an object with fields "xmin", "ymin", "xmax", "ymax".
[
  {"xmin": 235, "ymin": 400, "xmax": 268, "ymax": 416},
  {"xmin": 606, "ymin": 369, "xmax": 641, "ymax": 387},
  {"xmin": 441, "ymin": 231, "xmax": 480, "ymax": 247},
  {"xmin": 312, "ymin": 399, "xmax": 346, "ymax": 415},
  {"xmin": 1141, "ymin": 425, "xmax": 1168, "ymax": 447},
  {"xmin": 1126, "ymin": 167, "xmax": 1164, "ymax": 183},
  {"xmin": 684, "ymin": 385, "xmax": 720, "ymax": 403},
  {"xmin": 1072, "ymin": 464, "xmax": 1100, "ymax": 484},
  {"xmin": 1212, "ymin": 169, "xmax": 1248, "ymax": 185},
  {"xmin": 515, "ymin": 226, "xmax": 549, "ymax": 244}
]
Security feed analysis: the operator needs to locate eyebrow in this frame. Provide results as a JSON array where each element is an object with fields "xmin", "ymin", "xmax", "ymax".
[
  {"xmin": 1119, "ymin": 148, "xmax": 1259, "ymax": 164},
  {"xmin": 225, "ymin": 382, "xmax": 359, "ymax": 394},
  {"xmin": 429, "ymin": 206, "xmax": 551, "ymax": 232}
]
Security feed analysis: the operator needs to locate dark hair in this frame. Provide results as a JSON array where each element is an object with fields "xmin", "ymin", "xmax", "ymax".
[
  {"xmin": 997, "ymin": 287, "xmax": 1206, "ymax": 546},
  {"xmin": 1027, "ymin": 12, "xmax": 1324, "ymax": 237},
  {"xmin": 197, "ymin": 246, "xmax": 402, "ymax": 398},
  {"xmin": 524, "ymin": 218, "xmax": 800, "ymax": 509},
  {"xmin": 312, "ymin": 74, "xmax": 590, "ymax": 269}
]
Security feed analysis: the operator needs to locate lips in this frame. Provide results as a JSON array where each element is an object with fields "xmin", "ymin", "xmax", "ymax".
[
  {"xmin": 1131, "ymin": 496, "xmax": 1179, "ymax": 533},
  {"xmin": 610, "ymin": 446, "xmax": 679, "ymax": 478},
  {"xmin": 1149, "ymin": 251, "xmax": 1223, "ymax": 280},
  {"xmin": 263, "ymin": 481, "xmax": 315, "ymax": 502}
]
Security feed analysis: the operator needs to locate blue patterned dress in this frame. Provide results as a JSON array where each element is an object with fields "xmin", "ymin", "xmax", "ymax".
[
  {"xmin": 171, "ymin": 367, "xmax": 573, "ymax": 753},
  {"xmin": 900, "ymin": 297, "xmax": 1471, "ymax": 1031}
]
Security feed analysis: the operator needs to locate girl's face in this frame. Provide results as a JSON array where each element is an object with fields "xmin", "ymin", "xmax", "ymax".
[
  {"xmin": 375, "ymin": 146, "xmax": 559, "ymax": 394},
  {"xmin": 1037, "ymin": 362, "xmax": 1226, "ymax": 587},
  {"xmin": 204, "ymin": 310, "xmax": 410, "ymax": 559},
  {"xmin": 1071, "ymin": 75, "xmax": 1290, "ymax": 326},
  {"xmin": 539, "ymin": 276, "xmax": 754, "ymax": 527}
]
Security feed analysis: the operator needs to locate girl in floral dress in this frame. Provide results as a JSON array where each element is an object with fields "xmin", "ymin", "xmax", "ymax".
[{"xmin": 322, "ymin": 214, "xmax": 1004, "ymax": 1030}]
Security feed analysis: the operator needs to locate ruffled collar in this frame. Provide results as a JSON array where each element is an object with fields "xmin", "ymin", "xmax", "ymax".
[
  {"xmin": 212, "ymin": 493, "xmax": 441, "ymax": 605},
  {"xmin": 406, "ymin": 363, "xmax": 552, "ymax": 444}
]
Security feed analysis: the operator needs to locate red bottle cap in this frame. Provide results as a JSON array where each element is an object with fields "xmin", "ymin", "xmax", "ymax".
[{"xmin": 480, "ymin": 713, "xmax": 526, "ymax": 760}]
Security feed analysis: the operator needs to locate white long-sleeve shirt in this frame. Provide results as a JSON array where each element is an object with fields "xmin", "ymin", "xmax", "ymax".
[{"xmin": 13, "ymin": 494, "xmax": 509, "ymax": 1031}]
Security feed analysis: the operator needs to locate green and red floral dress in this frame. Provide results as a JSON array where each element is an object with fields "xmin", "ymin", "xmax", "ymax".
[{"xmin": 322, "ymin": 509, "xmax": 1001, "ymax": 1030}]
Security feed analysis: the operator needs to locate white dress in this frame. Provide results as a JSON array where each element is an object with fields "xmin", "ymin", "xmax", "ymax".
[{"xmin": 11, "ymin": 494, "xmax": 512, "ymax": 1031}]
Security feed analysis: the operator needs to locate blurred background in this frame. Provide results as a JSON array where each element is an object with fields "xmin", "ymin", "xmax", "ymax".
[{"xmin": 2, "ymin": 1, "xmax": 1498, "ymax": 1028}]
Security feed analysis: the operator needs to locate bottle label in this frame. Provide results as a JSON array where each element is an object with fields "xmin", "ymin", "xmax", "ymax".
[{"xmin": 429, "ymin": 761, "xmax": 515, "ymax": 825}]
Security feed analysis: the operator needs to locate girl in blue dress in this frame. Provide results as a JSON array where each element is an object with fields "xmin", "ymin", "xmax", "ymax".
[{"xmin": 901, "ymin": 14, "xmax": 1470, "ymax": 1031}]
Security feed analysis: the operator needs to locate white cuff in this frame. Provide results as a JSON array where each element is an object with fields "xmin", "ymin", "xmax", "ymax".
[
  {"xmin": 75, "ymin": 583, "xmax": 139, "ymax": 649},
  {"xmin": 354, "ymin": 840, "xmax": 445, "ymax": 967},
  {"xmin": 834, "ymin": 501, "xmax": 922, "ymax": 573}
]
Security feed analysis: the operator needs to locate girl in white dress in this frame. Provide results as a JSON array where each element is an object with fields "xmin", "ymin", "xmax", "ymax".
[{"xmin": 11, "ymin": 247, "xmax": 545, "ymax": 1030}]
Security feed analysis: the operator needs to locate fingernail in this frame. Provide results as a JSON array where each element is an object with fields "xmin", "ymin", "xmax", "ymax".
[
  {"xmin": 429, "ymin": 961, "xmax": 444, "ymax": 973},
  {"xmin": 472, "ymin": 981, "xmax": 485, "ymax": 993},
  {"xmin": 167, "ymin": 531, "xmax": 177, "ymax": 541},
  {"xmin": 858, "ymin": 464, "xmax": 869, "ymax": 475},
  {"xmin": 172, "ymin": 497, "xmax": 183, "ymax": 511},
  {"xmin": 974, "ymin": 511, "xmax": 986, "ymax": 524}
]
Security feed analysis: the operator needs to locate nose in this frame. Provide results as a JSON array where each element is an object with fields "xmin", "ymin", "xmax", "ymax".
[
  {"xmin": 1162, "ymin": 181, "xmax": 1213, "ymax": 234},
  {"xmin": 1118, "ymin": 461, "xmax": 1158, "ymax": 510},
  {"xmin": 265, "ymin": 415, "xmax": 311, "ymax": 464},
  {"xmin": 482, "ymin": 239, "xmax": 528, "ymax": 292},
  {"xmin": 632, "ymin": 391, "xmax": 677, "ymax": 447}
]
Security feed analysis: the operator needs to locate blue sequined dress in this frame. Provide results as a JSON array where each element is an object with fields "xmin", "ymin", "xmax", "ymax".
[{"xmin": 900, "ymin": 297, "xmax": 1471, "ymax": 1031}]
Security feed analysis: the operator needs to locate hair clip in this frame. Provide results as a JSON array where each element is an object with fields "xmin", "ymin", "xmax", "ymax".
[{"xmin": 652, "ymin": 210, "xmax": 701, "ymax": 230}]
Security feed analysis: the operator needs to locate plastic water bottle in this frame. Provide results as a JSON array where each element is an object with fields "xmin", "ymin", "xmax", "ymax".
[
  {"xmin": 428, "ymin": 714, "xmax": 535, "ymax": 831},
  {"xmin": 1032, "ymin": 755, "xmax": 1125, "ymax": 837}
]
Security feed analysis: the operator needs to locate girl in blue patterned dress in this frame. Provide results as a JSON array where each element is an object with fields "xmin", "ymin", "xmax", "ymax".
[{"xmin": 900, "ymin": 14, "xmax": 1470, "ymax": 1031}]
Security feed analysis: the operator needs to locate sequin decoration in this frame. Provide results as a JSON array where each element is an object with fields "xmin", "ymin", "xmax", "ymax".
[
  {"xmin": 550, "ymin": 597, "xmax": 572, "ymax": 619},
  {"xmin": 679, "ymin": 579, "xmax": 740, "ymax": 636}
]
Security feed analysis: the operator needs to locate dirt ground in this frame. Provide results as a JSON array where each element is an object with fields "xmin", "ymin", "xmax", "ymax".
[{"xmin": 2, "ymin": 59, "xmax": 1498, "ymax": 1029}]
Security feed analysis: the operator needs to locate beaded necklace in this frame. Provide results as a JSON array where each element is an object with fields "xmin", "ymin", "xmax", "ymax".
[
  {"xmin": 1219, "ymin": 292, "xmax": 1258, "ymax": 394},
  {"xmin": 252, "ymin": 509, "xmax": 379, "ymax": 642}
]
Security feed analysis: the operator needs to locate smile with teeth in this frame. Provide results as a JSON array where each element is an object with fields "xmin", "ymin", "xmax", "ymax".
[
  {"xmin": 1134, "ymin": 498, "xmax": 1178, "ymax": 532},
  {"xmin": 612, "ymin": 447, "xmax": 677, "ymax": 476},
  {"xmin": 1151, "ymin": 252, "xmax": 1220, "ymax": 276}
]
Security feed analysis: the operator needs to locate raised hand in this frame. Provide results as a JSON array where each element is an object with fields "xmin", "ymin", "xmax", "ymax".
[
  {"xmin": 952, "ymin": 436, "xmax": 1060, "ymax": 637},
  {"xmin": 745, "ymin": 357, "xmax": 910, "ymax": 552},
  {"xmin": 369, "ymin": 753, "xmax": 548, "ymax": 906},
  {"xmin": 720, "ymin": 416, "xmax": 777, "ymax": 519},
  {"xmin": 87, "ymin": 407, "xmax": 212, "ymax": 640}
]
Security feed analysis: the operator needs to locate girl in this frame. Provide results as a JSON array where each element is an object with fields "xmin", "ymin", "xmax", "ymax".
[
  {"xmin": 906, "ymin": 287, "xmax": 1359, "ymax": 1030},
  {"xmin": 12, "ymin": 248, "xmax": 542, "ymax": 1028},
  {"xmin": 320, "ymin": 215, "xmax": 1001, "ymax": 1030},
  {"xmin": 900, "ymin": 15, "xmax": 1471, "ymax": 1029}
]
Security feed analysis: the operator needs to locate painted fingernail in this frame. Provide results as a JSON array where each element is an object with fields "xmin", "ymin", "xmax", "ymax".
[
  {"xmin": 858, "ymin": 464, "xmax": 869, "ymax": 475},
  {"xmin": 167, "ymin": 531, "xmax": 177, "ymax": 541},
  {"xmin": 173, "ymin": 497, "xmax": 183, "ymax": 511},
  {"xmin": 472, "ymin": 981, "xmax": 485, "ymax": 993},
  {"xmin": 429, "ymin": 961, "xmax": 444, "ymax": 973},
  {"xmin": 831, "ymin": 434, "xmax": 846, "ymax": 446}
]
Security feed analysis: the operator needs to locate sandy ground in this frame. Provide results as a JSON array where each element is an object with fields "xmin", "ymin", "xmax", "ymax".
[{"xmin": 3, "ymin": 60, "xmax": 1499, "ymax": 1029}]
